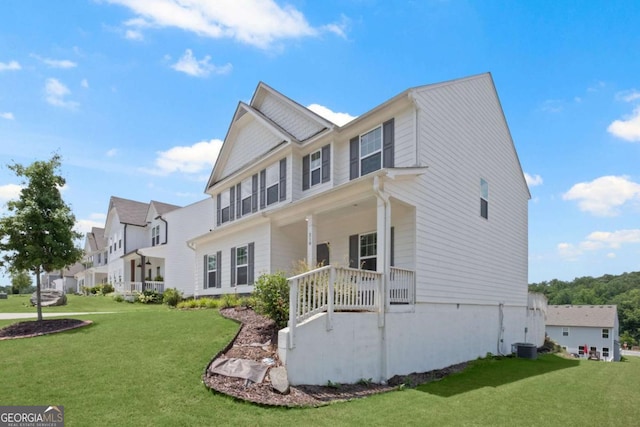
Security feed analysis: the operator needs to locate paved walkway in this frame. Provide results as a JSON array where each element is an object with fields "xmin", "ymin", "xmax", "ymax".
[{"xmin": 0, "ymin": 312, "xmax": 116, "ymax": 320}]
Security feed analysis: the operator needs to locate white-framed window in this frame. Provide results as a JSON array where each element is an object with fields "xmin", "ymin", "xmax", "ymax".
[
  {"xmin": 310, "ymin": 149, "xmax": 322, "ymax": 187},
  {"xmin": 119, "ymin": 239, "xmax": 122, "ymax": 249},
  {"xmin": 155, "ymin": 225, "xmax": 160, "ymax": 245},
  {"xmin": 151, "ymin": 226, "xmax": 157, "ymax": 246},
  {"xmin": 480, "ymin": 178, "xmax": 489, "ymax": 219},
  {"xmin": 602, "ymin": 328, "xmax": 609, "ymax": 339},
  {"xmin": 360, "ymin": 126, "xmax": 382, "ymax": 176},
  {"xmin": 359, "ymin": 232, "xmax": 377, "ymax": 271},
  {"xmin": 266, "ymin": 163, "xmax": 280, "ymax": 206},
  {"xmin": 97, "ymin": 253, "xmax": 101, "ymax": 264},
  {"xmin": 220, "ymin": 190, "xmax": 231, "ymax": 223},
  {"xmin": 603, "ymin": 347, "xmax": 609, "ymax": 358},
  {"xmin": 578, "ymin": 345, "xmax": 585, "ymax": 355},
  {"xmin": 236, "ymin": 245, "xmax": 249, "ymax": 285},
  {"xmin": 241, "ymin": 177, "xmax": 252, "ymax": 215},
  {"xmin": 562, "ymin": 327, "xmax": 569, "ymax": 337},
  {"xmin": 206, "ymin": 254, "xmax": 217, "ymax": 289},
  {"xmin": 156, "ymin": 266, "xmax": 161, "ymax": 278}
]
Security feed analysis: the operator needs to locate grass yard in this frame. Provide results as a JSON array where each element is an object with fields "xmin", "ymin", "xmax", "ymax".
[
  {"xmin": 2, "ymin": 298, "xmax": 640, "ymax": 426},
  {"xmin": 0, "ymin": 293, "xmax": 157, "ymax": 314}
]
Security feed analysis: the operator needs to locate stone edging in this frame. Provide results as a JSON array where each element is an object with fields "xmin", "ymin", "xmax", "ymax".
[{"xmin": 0, "ymin": 320, "xmax": 93, "ymax": 341}]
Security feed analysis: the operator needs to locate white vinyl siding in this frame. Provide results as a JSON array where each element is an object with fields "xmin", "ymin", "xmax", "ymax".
[
  {"xmin": 385, "ymin": 74, "xmax": 528, "ymax": 306},
  {"xmin": 257, "ymin": 93, "xmax": 325, "ymax": 141},
  {"xmin": 221, "ymin": 118, "xmax": 281, "ymax": 179}
]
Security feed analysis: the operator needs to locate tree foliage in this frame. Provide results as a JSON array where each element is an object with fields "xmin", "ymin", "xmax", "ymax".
[
  {"xmin": 0, "ymin": 154, "xmax": 83, "ymax": 320},
  {"xmin": 10, "ymin": 270, "xmax": 32, "ymax": 294},
  {"xmin": 530, "ymin": 271, "xmax": 640, "ymax": 344}
]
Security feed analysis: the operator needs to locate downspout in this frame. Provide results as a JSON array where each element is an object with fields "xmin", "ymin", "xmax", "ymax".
[
  {"xmin": 156, "ymin": 215, "xmax": 168, "ymax": 244},
  {"xmin": 135, "ymin": 249, "xmax": 146, "ymax": 291},
  {"xmin": 373, "ymin": 175, "xmax": 390, "ymax": 383},
  {"xmin": 123, "ymin": 224, "xmax": 128, "ymax": 254}
]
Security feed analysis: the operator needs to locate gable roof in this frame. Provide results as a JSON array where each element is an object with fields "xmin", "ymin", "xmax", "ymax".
[
  {"xmin": 87, "ymin": 227, "xmax": 106, "ymax": 252},
  {"xmin": 150, "ymin": 200, "xmax": 181, "ymax": 217},
  {"xmin": 546, "ymin": 305, "xmax": 618, "ymax": 328},
  {"xmin": 108, "ymin": 196, "xmax": 149, "ymax": 226}
]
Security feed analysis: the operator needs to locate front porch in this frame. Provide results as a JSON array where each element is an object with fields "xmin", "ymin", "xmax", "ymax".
[
  {"xmin": 114, "ymin": 281, "xmax": 165, "ymax": 294},
  {"xmin": 285, "ymin": 264, "xmax": 415, "ymax": 349}
]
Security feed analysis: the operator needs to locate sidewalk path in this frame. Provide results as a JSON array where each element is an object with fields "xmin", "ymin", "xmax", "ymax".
[{"xmin": 0, "ymin": 312, "xmax": 116, "ymax": 320}]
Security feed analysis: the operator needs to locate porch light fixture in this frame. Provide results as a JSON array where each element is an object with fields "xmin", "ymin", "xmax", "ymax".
[
  {"xmin": 145, "ymin": 260, "xmax": 151, "ymax": 265},
  {"xmin": 136, "ymin": 263, "xmax": 142, "ymax": 268}
]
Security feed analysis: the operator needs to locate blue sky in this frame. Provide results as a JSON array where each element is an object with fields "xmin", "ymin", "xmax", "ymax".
[{"xmin": 1, "ymin": 0, "xmax": 639, "ymax": 285}]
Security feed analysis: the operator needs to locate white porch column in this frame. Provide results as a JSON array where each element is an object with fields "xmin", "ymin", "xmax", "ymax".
[{"xmin": 306, "ymin": 214, "xmax": 317, "ymax": 267}]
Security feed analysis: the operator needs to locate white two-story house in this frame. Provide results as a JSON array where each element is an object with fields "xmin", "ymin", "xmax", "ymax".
[
  {"xmin": 189, "ymin": 72, "xmax": 534, "ymax": 385},
  {"xmin": 75, "ymin": 227, "xmax": 108, "ymax": 291}
]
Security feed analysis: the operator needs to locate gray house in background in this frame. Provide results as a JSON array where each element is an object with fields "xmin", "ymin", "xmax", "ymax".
[{"xmin": 546, "ymin": 305, "xmax": 620, "ymax": 362}]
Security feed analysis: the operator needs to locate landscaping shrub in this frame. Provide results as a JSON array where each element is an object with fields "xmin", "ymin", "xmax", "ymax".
[
  {"xmin": 221, "ymin": 293, "xmax": 241, "ymax": 308},
  {"xmin": 138, "ymin": 289, "xmax": 162, "ymax": 304},
  {"xmin": 162, "ymin": 288, "xmax": 183, "ymax": 307},
  {"xmin": 101, "ymin": 283, "xmax": 114, "ymax": 295},
  {"xmin": 112, "ymin": 293, "xmax": 124, "ymax": 303},
  {"xmin": 253, "ymin": 272, "xmax": 289, "ymax": 328}
]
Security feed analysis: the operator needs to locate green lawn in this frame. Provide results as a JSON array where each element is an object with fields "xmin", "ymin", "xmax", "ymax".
[
  {"xmin": 1, "ymin": 301, "xmax": 640, "ymax": 426},
  {"xmin": 0, "ymin": 293, "xmax": 158, "ymax": 314}
]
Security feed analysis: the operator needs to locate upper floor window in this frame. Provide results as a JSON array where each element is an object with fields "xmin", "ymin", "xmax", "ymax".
[
  {"xmin": 480, "ymin": 178, "xmax": 489, "ymax": 219},
  {"xmin": 118, "ymin": 239, "xmax": 122, "ymax": 249},
  {"xmin": 241, "ymin": 177, "xmax": 253, "ymax": 215},
  {"xmin": 265, "ymin": 163, "xmax": 280, "ymax": 205},
  {"xmin": 350, "ymin": 118, "xmax": 395, "ymax": 180},
  {"xmin": 302, "ymin": 145, "xmax": 331, "ymax": 190},
  {"xmin": 155, "ymin": 225, "xmax": 160, "ymax": 245},
  {"xmin": 220, "ymin": 190, "xmax": 231, "ymax": 223},
  {"xmin": 260, "ymin": 158, "xmax": 286, "ymax": 209},
  {"xmin": 602, "ymin": 328, "xmax": 609, "ymax": 339},
  {"xmin": 151, "ymin": 226, "xmax": 157, "ymax": 246},
  {"xmin": 97, "ymin": 253, "xmax": 101, "ymax": 264}
]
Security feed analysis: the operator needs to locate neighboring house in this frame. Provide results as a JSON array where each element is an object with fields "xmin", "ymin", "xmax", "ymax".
[
  {"xmin": 75, "ymin": 227, "xmax": 109, "ymax": 292},
  {"xmin": 189, "ymin": 72, "xmax": 535, "ymax": 385},
  {"xmin": 546, "ymin": 305, "xmax": 620, "ymax": 361},
  {"xmin": 42, "ymin": 263, "xmax": 84, "ymax": 294},
  {"xmin": 138, "ymin": 198, "xmax": 215, "ymax": 297},
  {"xmin": 81, "ymin": 196, "xmax": 214, "ymax": 297}
]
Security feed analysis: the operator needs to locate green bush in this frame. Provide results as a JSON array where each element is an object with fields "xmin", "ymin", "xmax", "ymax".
[
  {"xmin": 112, "ymin": 293, "xmax": 124, "ymax": 303},
  {"xmin": 253, "ymin": 272, "xmax": 289, "ymax": 328},
  {"xmin": 221, "ymin": 293, "xmax": 241, "ymax": 308},
  {"xmin": 162, "ymin": 288, "xmax": 183, "ymax": 307},
  {"xmin": 101, "ymin": 283, "xmax": 114, "ymax": 295},
  {"xmin": 138, "ymin": 289, "xmax": 162, "ymax": 304}
]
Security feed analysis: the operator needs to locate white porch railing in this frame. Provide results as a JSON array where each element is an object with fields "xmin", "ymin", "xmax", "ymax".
[
  {"xmin": 389, "ymin": 267, "xmax": 415, "ymax": 304},
  {"xmin": 287, "ymin": 265, "xmax": 414, "ymax": 348},
  {"xmin": 114, "ymin": 281, "xmax": 165, "ymax": 294}
]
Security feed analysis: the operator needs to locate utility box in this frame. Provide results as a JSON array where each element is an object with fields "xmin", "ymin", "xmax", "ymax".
[{"xmin": 514, "ymin": 342, "xmax": 537, "ymax": 360}]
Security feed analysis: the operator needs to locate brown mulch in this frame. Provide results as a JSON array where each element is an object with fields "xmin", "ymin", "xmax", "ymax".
[
  {"xmin": 0, "ymin": 318, "xmax": 92, "ymax": 340},
  {"xmin": 203, "ymin": 307, "xmax": 467, "ymax": 407}
]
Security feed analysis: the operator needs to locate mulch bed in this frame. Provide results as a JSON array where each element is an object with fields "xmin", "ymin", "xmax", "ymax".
[
  {"xmin": 0, "ymin": 318, "xmax": 92, "ymax": 340},
  {"xmin": 202, "ymin": 307, "xmax": 467, "ymax": 407}
]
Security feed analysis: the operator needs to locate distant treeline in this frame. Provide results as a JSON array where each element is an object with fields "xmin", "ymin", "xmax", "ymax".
[{"xmin": 529, "ymin": 271, "xmax": 640, "ymax": 345}]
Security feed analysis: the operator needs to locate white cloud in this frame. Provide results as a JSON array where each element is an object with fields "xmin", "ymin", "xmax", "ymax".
[
  {"xmin": 524, "ymin": 172, "xmax": 543, "ymax": 187},
  {"xmin": 81, "ymin": 79, "xmax": 89, "ymax": 88},
  {"xmin": 106, "ymin": 148, "xmax": 118, "ymax": 157},
  {"xmin": 31, "ymin": 54, "xmax": 77, "ymax": 69},
  {"xmin": 0, "ymin": 60, "xmax": 21, "ymax": 71},
  {"xmin": 562, "ymin": 175, "xmax": 640, "ymax": 216},
  {"xmin": 0, "ymin": 112, "xmax": 15, "ymax": 120},
  {"xmin": 125, "ymin": 29, "xmax": 144, "ymax": 40},
  {"xmin": 540, "ymin": 99, "xmax": 563, "ymax": 113},
  {"xmin": 107, "ymin": 0, "xmax": 340, "ymax": 49},
  {"xmin": 171, "ymin": 49, "xmax": 232, "ymax": 77},
  {"xmin": 557, "ymin": 229, "xmax": 640, "ymax": 260},
  {"xmin": 587, "ymin": 81, "xmax": 606, "ymax": 92},
  {"xmin": 615, "ymin": 90, "xmax": 640, "ymax": 103},
  {"xmin": 44, "ymin": 78, "xmax": 78, "ymax": 109},
  {"xmin": 608, "ymin": 107, "xmax": 640, "ymax": 142},
  {"xmin": 146, "ymin": 139, "xmax": 223, "ymax": 175},
  {"xmin": 307, "ymin": 104, "xmax": 356, "ymax": 126},
  {"xmin": 74, "ymin": 213, "xmax": 107, "ymax": 234},
  {"xmin": 0, "ymin": 183, "xmax": 22, "ymax": 202}
]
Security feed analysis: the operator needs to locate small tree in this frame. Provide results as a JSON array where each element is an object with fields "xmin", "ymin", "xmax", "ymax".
[
  {"xmin": 0, "ymin": 155, "xmax": 83, "ymax": 322},
  {"xmin": 10, "ymin": 270, "xmax": 32, "ymax": 294},
  {"xmin": 253, "ymin": 272, "xmax": 289, "ymax": 329}
]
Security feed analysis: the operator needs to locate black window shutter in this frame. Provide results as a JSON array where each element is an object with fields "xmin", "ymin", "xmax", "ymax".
[
  {"xmin": 383, "ymin": 118, "xmax": 395, "ymax": 168},
  {"xmin": 251, "ymin": 174, "xmax": 258, "ymax": 213},
  {"xmin": 302, "ymin": 154, "xmax": 310, "ymax": 190},
  {"xmin": 236, "ymin": 183, "xmax": 242, "ymax": 218},
  {"xmin": 259, "ymin": 169, "xmax": 266, "ymax": 209},
  {"xmin": 248, "ymin": 242, "xmax": 255, "ymax": 285},
  {"xmin": 230, "ymin": 247, "xmax": 236, "ymax": 287},
  {"xmin": 216, "ymin": 194, "xmax": 221, "ymax": 226},
  {"xmin": 321, "ymin": 144, "xmax": 331, "ymax": 183},
  {"xmin": 349, "ymin": 137, "xmax": 359, "ymax": 180},
  {"xmin": 390, "ymin": 226, "xmax": 395, "ymax": 267},
  {"xmin": 229, "ymin": 186, "xmax": 235, "ymax": 221},
  {"xmin": 203, "ymin": 254, "xmax": 208, "ymax": 289},
  {"xmin": 349, "ymin": 234, "xmax": 358, "ymax": 268},
  {"xmin": 216, "ymin": 251, "xmax": 222, "ymax": 288},
  {"xmin": 279, "ymin": 158, "xmax": 287, "ymax": 201}
]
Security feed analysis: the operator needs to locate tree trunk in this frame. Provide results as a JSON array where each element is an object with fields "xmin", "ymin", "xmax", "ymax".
[{"xmin": 35, "ymin": 266, "xmax": 43, "ymax": 323}]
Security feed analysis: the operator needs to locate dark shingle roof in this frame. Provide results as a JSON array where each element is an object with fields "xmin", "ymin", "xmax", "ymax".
[
  {"xmin": 109, "ymin": 196, "xmax": 149, "ymax": 226},
  {"xmin": 546, "ymin": 305, "xmax": 617, "ymax": 328},
  {"xmin": 150, "ymin": 200, "xmax": 181, "ymax": 216},
  {"xmin": 87, "ymin": 227, "xmax": 106, "ymax": 251}
]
